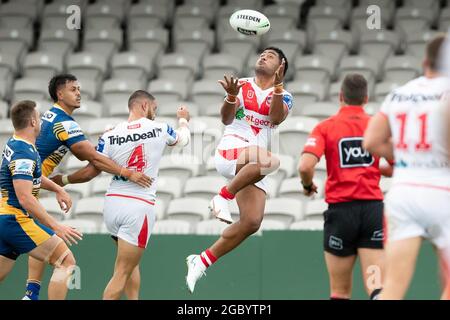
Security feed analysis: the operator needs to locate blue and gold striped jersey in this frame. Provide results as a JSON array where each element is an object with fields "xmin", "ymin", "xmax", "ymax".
[
  {"xmin": 0, "ymin": 136, "xmax": 42, "ymax": 217},
  {"xmin": 37, "ymin": 104, "xmax": 86, "ymax": 177}
]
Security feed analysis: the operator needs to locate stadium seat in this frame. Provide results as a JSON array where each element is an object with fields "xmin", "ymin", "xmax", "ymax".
[
  {"xmin": 374, "ymin": 81, "xmax": 401, "ymax": 102},
  {"xmin": 0, "ymin": 28, "xmax": 33, "ymax": 68},
  {"xmin": 263, "ymin": 176, "xmax": 280, "ymax": 199},
  {"xmin": 279, "ymin": 177, "xmax": 325, "ymax": 201},
  {"xmin": 0, "ymin": 119, "xmax": 13, "ymax": 151},
  {"xmin": 74, "ymin": 100, "xmax": 103, "ymax": 128},
  {"xmin": 315, "ymin": 156, "xmax": 328, "ymax": 182},
  {"xmin": 203, "ymin": 53, "xmax": 244, "ymax": 80},
  {"xmin": 173, "ymin": 29, "xmax": 215, "ymax": 60},
  {"xmin": 304, "ymin": 198, "xmax": 327, "ymax": 220},
  {"xmin": 192, "ymin": 80, "xmax": 225, "ymax": 116},
  {"xmin": 67, "ymin": 52, "xmax": 108, "ymax": 84},
  {"xmin": 73, "ymin": 196, "xmax": 105, "ymax": 226},
  {"xmin": 384, "ymin": 55, "xmax": 421, "ymax": 83},
  {"xmin": 290, "ymin": 220, "xmax": 324, "ymax": 230},
  {"xmin": 0, "ymin": 100, "xmax": 8, "ymax": 119},
  {"xmin": 128, "ymin": 28, "xmax": 168, "ymax": 65},
  {"xmin": 23, "ymin": 52, "xmax": 63, "ymax": 80},
  {"xmin": 90, "ymin": 175, "xmax": 112, "ymax": 197},
  {"xmin": 205, "ymin": 156, "xmax": 220, "ymax": 176},
  {"xmin": 350, "ymin": 7, "xmax": 388, "ymax": 36},
  {"xmin": 64, "ymin": 182, "xmax": 92, "ymax": 203},
  {"xmin": 309, "ymin": 5, "xmax": 349, "ymax": 26},
  {"xmin": 65, "ymin": 155, "xmax": 89, "ymax": 173},
  {"xmin": 183, "ymin": 176, "xmax": 227, "ymax": 200},
  {"xmin": 262, "ymin": 4, "xmax": 298, "ymax": 31},
  {"xmin": 300, "ymin": 102, "xmax": 339, "ymax": 119},
  {"xmin": 127, "ymin": 3, "xmax": 168, "ymax": 30},
  {"xmin": 85, "ymin": 118, "xmax": 123, "ymax": 144},
  {"xmin": 358, "ymin": 0, "xmax": 395, "ymax": 27},
  {"xmin": 286, "ymin": 80, "xmax": 327, "ymax": 106},
  {"xmin": 439, "ymin": 7, "xmax": 450, "ymax": 31},
  {"xmin": 158, "ymin": 53, "xmax": 200, "ymax": 83},
  {"xmin": 259, "ymin": 219, "xmax": 288, "ymax": 231},
  {"xmin": 152, "ymin": 219, "xmax": 192, "ymax": 235},
  {"xmin": 195, "ymin": 219, "xmax": 228, "ymax": 235},
  {"xmin": 40, "ymin": 197, "xmax": 68, "ymax": 221},
  {"xmin": 313, "ymin": 30, "xmax": 353, "ymax": 64},
  {"xmin": 294, "ymin": 55, "xmax": 336, "ymax": 84},
  {"xmin": 338, "ymin": 55, "xmax": 380, "ymax": 83},
  {"xmin": 264, "ymin": 198, "xmax": 303, "ymax": 226},
  {"xmin": 159, "ymin": 154, "xmax": 202, "ymax": 185},
  {"xmin": 157, "ymin": 101, "xmax": 200, "ymax": 117},
  {"xmin": 395, "ymin": 20, "xmax": 429, "ymax": 40},
  {"xmin": 13, "ymin": 78, "xmax": 49, "ymax": 103},
  {"xmin": 112, "ymin": 51, "xmax": 154, "ymax": 85},
  {"xmin": 148, "ymin": 79, "xmax": 190, "ymax": 104},
  {"xmin": 166, "ymin": 197, "xmax": 210, "ymax": 223},
  {"xmin": 85, "ymin": 3, "xmax": 123, "ymax": 30},
  {"xmin": 97, "ymin": 0, "xmax": 132, "ymax": 12},
  {"xmin": 62, "ymin": 219, "xmax": 99, "ymax": 234},
  {"xmin": 220, "ymin": 29, "xmax": 260, "ymax": 61},
  {"xmin": 38, "ymin": 28, "xmax": 79, "ymax": 59},
  {"xmin": 102, "ymin": 79, "xmax": 145, "ymax": 112},
  {"xmin": 269, "ymin": 153, "xmax": 296, "ymax": 184},
  {"xmin": 187, "ymin": 116, "xmax": 223, "ymax": 162},
  {"xmin": 405, "ymin": 31, "xmax": 441, "ymax": 59},
  {"xmin": 0, "ymin": 2, "xmax": 37, "ymax": 29},
  {"xmin": 277, "ymin": 116, "xmax": 319, "ymax": 159},
  {"xmin": 157, "ymin": 176, "xmax": 184, "ymax": 207},
  {"xmin": 359, "ymin": 31, "xmax": 400, "ymax": 66},
  {"xmin": 174, "ymin": 4, "xmax": 214, "ymax": 28},
  {"xmin": 83, "ymin": 28, "xmax": 123, "ymax": 60},
  {"xmin": 155, "ymin": 201, "xmax": 167, "ymax": 220},
  {"xmin": 364, "ymin": 102, "xmax": 381, "ymax": 115}
]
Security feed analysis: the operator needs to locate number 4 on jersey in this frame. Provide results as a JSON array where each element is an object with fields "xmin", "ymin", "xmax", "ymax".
[{"xmin": 127, "ymin": 144, "xmax": 147, "ymax": 172}]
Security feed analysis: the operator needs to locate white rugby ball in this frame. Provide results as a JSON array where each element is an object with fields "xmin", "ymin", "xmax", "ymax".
[{"xmin": 229, "ymin": 9, "xmax": 271, "ymax": 36}]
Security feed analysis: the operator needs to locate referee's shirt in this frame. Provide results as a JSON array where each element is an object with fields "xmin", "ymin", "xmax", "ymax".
[{"xmin": 302, "ymin": 105, "xmax": 383, "ymax": 204}]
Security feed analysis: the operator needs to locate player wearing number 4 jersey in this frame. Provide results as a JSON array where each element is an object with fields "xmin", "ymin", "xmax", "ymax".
[
  {"xmin": 364, "ymin": 35, "xmax": 450, "ymax": 299},
  {"xmin": 61, "ymin": 90, "xmax": 190, "ymax": 299}
]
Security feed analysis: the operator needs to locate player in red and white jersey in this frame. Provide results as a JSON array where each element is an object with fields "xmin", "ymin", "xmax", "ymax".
[
  {"xmin": 60, "ymin": 90, "xmax": 190, "ymax": 299},
  {"xmin": 185, "ymin": 47, "xmax": 293, "ymax": 293},
  {"xmin": 364, "ymin": 35, "xmax": 450, "ymax": 299}
]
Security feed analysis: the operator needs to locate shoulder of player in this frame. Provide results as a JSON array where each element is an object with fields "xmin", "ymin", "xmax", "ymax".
[{"xmin": 9, "ymin": 141, "xmax": 37, "ymax": 160}]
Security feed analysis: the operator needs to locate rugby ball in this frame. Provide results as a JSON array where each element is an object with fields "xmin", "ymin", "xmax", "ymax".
[{"xmin": 229, "ymin": 9, "xmax": 270, "ymax": 36}]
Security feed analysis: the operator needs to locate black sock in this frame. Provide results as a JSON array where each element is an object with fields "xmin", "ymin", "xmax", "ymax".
[{"xmin": 370, "ymin": 288, "xmax": 382, "ymax": 300}]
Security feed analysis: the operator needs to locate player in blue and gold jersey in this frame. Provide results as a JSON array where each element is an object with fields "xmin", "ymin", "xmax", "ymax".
[
  {"xmin": 23, "ymin": 74, "xmax": 152, "ymax": 300},
  {"xmin": 0, "ymin": 101, "xmax": 82, "ymax": 299}
]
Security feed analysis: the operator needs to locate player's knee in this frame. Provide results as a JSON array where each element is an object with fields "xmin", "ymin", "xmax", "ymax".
[
  {"xmin": 259, "ymin": 155, "xmax": 279, "ymax": 172},
  {"xmin": 241, "ymin": 216, "xmax": 263, "ymax": 234}
]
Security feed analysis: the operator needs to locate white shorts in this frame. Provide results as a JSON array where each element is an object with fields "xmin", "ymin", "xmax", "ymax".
[
  {"xmin": 385, "ymin": 183, "xmax": 450, "ymax": 251},
  {"xmin": 103, "ymin": 194, "xmax": 156, "ymax": 249},
  {"xmin": 215, "ymin": 135, "xmax": 268, "ymax": 194}
]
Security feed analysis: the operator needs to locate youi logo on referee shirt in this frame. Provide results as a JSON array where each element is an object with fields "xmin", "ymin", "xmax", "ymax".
[{"xmin": 338, "ymin": 137, "xmax": 374, "ymax": 168}]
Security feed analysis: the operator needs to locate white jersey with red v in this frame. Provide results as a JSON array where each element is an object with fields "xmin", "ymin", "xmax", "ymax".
[
  {"xmin": 222, "ymin": 77, "xmax": 293, "ymax": 148},
  {"xmin": 96, "ymin": 117, "xmax": 178, "ymax": 201}
]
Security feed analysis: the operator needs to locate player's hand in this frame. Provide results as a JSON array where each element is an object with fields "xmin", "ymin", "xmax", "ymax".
[
  {"xmin": 177, "ymin": 105, "xmax": 190, "ymax": 122},
  {"xmin": 56, "ymin": 189, "xmax": 72, "ymax": 213},
  {"xmin": 50, "ymin": 174, "xmax": 64, "ymax": 187},
  {"xmin": 302, "ymin": 181, "xmax": 318, "ymax": 197},
  {"xmin": 54, "ymin": 224, "xmax": 83, "ymax": 246},
  {"xmin": 128, "ymin": 171, "xmax": 154, "ymax": 188},
  {"xmin": 218, "ymin": 75, "xmax": 244, "ymax": 96},
  {"xmin": 274, "ymin": 58, "xmax": 286, "ymax": 86}
]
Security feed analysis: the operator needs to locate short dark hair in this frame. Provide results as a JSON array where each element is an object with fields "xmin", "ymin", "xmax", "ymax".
[
  {"xmin": 426, "ymin": 34, "xmax": 446, "ymax": 71},
  {"xmin": 48, "ymin": 74, "xmax": 78, "ymax": 102},
  {"xmin": 341, "ymin": 73, "xmax": 368, "ymax": 105},
  {"xmin": 128, "ymin": 90, "xmax": 155, "ymax": 108},
  {"xmin": 10, "ymin": 100, "xmax": 37, "ymax": 130},
  {"xmin": 263, "ymin": 46, "xmax": 288, "ymax": 76}
]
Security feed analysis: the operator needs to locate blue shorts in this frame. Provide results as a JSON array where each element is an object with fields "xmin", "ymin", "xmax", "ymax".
[{"xmin": 0, "ymin": 214, "xmax": 54, "ymax": 260}]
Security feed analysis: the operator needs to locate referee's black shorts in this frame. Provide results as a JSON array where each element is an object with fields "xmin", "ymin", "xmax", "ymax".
[{"xmin": 323, "ymin": 200, "xmax": 384, "ymax": 257}]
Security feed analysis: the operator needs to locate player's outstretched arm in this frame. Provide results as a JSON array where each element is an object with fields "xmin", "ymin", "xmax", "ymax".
[
  {"xmin": 363, "ymin": 113, "xmax": 394, "ymax": 161},
  {"xmin": 13, "ymin": 179, "xmax": 82, "ymax": 245},
  {"xmin": 70, "ymin": 140, "xmax": 152, "ymax": 188},
  {"xmin": 169, "ymin": 105, "xmax": 191, "ymax": 147},
  {"xmin": 218, "ymin": 75, "xmax": 243, "ymax": 125},
  {"xmin": 298, "ymin": 153, "xmax": 319, "ymax": 196},
  {"xmin": 52, "ymin": 164, "xmax": 101, "ymax": 186},
  {"xmin": 269, "ymin": 59, "xmax": 289, "ymax": 125}
]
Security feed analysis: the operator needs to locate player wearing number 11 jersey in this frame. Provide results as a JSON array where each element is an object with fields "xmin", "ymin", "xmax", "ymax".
[{"xmin": 364, "ymin": 35, "xmax": 450, "ymax": 299}]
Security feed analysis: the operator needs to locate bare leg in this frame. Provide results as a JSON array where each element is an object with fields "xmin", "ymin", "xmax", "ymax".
[
  {"xmin": 324, "ymin": 252, "xmax": 357, "ymax": 299},
  {"xmin": 124, "ymin": 265, "xmax": 140, "ymax": 300},
  {"xmin": 210, "ymin": 184, "xmax": 266, "ymax": 258},
  {"xmin": 358, "ymin": 248, "xmax": 385, "ymax": 297},
  {"xmin": 379, "ymin": 237, "xmax": 422, "ymax": 300},
  {"xmin": 45, "ymin": 243, "xmax": 76, "ymax": 300},
  {"xmin": 0, "ymin": 255, "xmax": 16, "ymax": 282},
  {"xmin": 103, "ymin": 238, "xmax": 144, "ymax": 300},
  {"xmin": 27, "ymin": 257, "xmax": 46, "ymax": 285}
]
